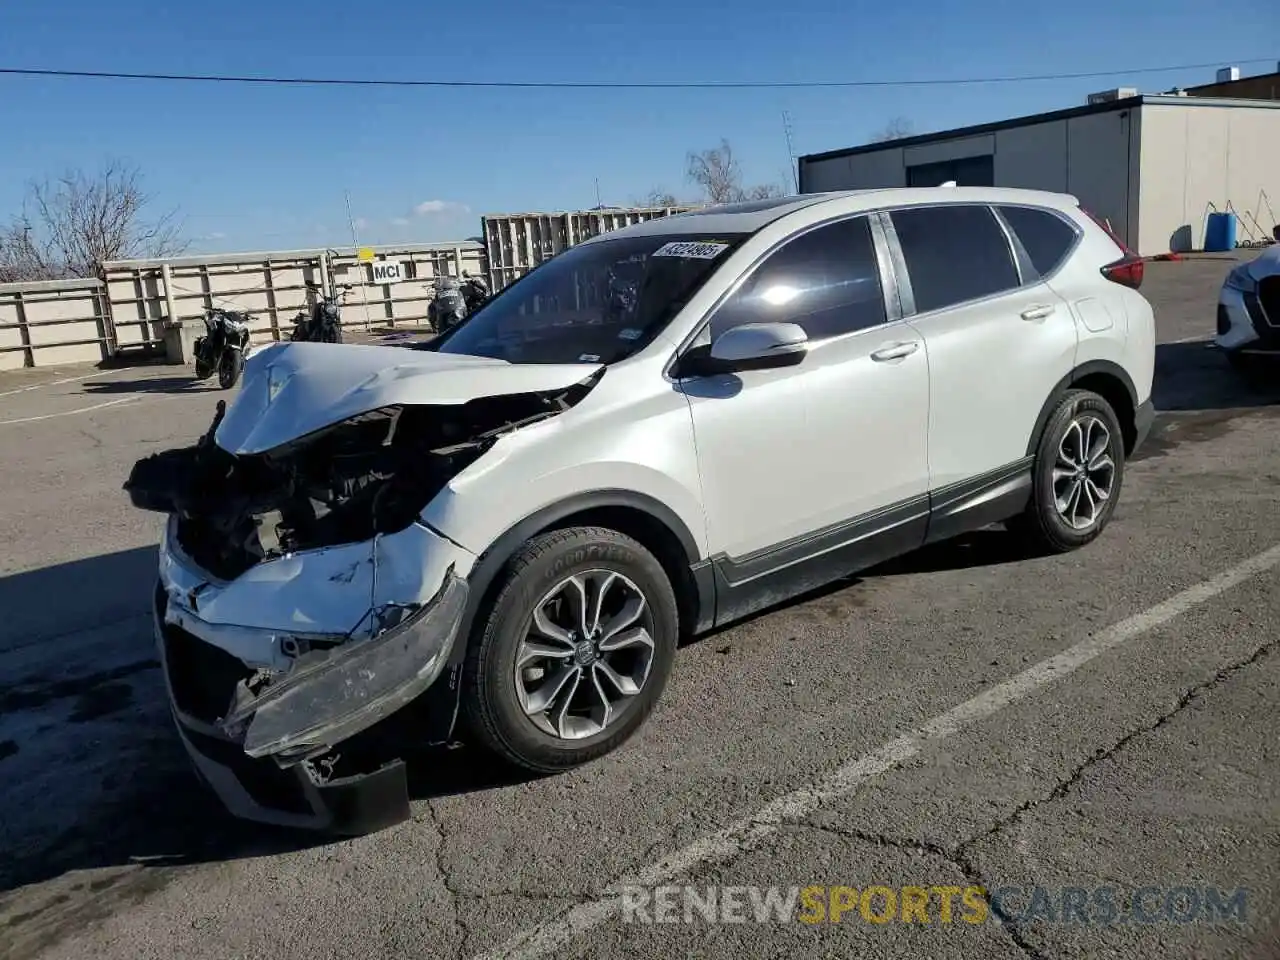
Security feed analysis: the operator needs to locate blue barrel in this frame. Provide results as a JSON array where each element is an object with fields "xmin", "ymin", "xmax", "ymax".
[{"xmin": 1204, "ymin": 212, "xmax": 1237, "ymax": 252}]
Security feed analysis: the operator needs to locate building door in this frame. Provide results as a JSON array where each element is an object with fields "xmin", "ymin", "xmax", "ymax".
[{"xmin": 907, "ymin": 155, "xmax": 995, "ymax": 187}]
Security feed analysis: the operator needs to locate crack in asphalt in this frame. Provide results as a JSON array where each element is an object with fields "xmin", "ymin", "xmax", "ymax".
[
  {"xmin": 791, "ymin": 638, "xmax": 1278, "ymax": 960},
  {"xmin": 955, "ymin": 637, "xmax": 1277, "ymax": 857},
  {"xmin": 426, "ymin": 800, "xmax": 470, "ymax": 960}
]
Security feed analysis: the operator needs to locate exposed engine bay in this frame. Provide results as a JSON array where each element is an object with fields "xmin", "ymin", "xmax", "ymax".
[{"xmin": 127, "ymin": 380, "xmax": 597, "ymax": 581}]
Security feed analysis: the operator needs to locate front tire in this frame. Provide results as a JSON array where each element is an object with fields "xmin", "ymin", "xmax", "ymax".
[
  {"xmin": 218, "ymin": 349, "xmax": 244, "ymax": 389},
  {"xmin": 461, "ymin": 527, "xmax": 679, "ymax": 774},
  {"xmin": 1007, "ymin": 389, "xmax": 1125, "ymax": 554}
]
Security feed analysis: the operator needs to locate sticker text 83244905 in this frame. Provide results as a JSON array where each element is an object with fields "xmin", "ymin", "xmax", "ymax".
[{"xmin": 652, "ymin": 241, "xmax": 730, "ymax": 259}]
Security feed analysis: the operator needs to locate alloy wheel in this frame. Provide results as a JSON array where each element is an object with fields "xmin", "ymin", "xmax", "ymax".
[
  {"xmin": 514, "ymin": 569, "xmax": 656, "ymax": 740},
  {"xmin": 1052, "ymin": 414, "xmax": 1116, "ymax": 530}
]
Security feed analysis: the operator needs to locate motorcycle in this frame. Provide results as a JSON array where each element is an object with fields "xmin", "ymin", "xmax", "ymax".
[
  {"xmin": 460, "ymin": 271, "xmax": 490, "ymax": 315},
  {"xmin": 428, "ymin": 276, "xmax": 469, "ymax": 334},
  {"xmin": 289, "ymin": 282, "xmax": 351, "ymax": 343},
  {"xmin": 193, "ymin": 308, "xmax": 252, "ymax": 389}
]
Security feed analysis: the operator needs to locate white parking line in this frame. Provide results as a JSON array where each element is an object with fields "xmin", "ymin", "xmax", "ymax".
[
  {"xmin": 475, "ymin": 542, "xmax": 1280, "ymax": 960},
  {"xmin": 0, "ymin": 396, "xmax": 140, "ymax": 426},
  {"xmin": 0, "ymin": 369, "xmax": 115, "ymax": 399}
]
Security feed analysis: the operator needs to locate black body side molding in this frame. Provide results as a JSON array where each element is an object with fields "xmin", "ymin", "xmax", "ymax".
[{"xmin": 696, "ymin": 457, "xmax": 1038, "ymax": 633}]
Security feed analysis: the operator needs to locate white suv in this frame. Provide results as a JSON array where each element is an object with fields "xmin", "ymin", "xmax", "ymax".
[{"xmin": 127, "ymin": 187, "xmax": 1156, "ymax": 832}]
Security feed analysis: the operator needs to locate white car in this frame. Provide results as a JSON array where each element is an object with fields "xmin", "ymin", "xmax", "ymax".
[
  {"xmin": 127, "ymin": 187, "xmax": 1156, "ymax": 832},
  {"xmin": 1215, "ymin": 241, "xmax": 1280, "ymax": 369}
]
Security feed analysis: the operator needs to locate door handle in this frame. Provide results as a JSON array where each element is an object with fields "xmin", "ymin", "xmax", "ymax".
[
  {"xmin": 1021, "ymin": 304, "xmax": 1056, "ymax": 321},
  {"xmin": 870, "ymin": 341, "xmax": 919, "ymax": 362}
]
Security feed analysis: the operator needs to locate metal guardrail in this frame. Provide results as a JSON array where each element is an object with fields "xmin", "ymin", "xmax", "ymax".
[
  {"xmin": 0, "ymin": 278, "xmax": 111, "ymax": 371},
  {"xmin": 0, "ymin": 205, "xmax": 694, "ymax": 369}
]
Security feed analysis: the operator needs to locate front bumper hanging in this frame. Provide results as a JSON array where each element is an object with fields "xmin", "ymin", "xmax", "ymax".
[{"xmin": 154, "ymin": 521, "xmax": 472, "ymax": 833}]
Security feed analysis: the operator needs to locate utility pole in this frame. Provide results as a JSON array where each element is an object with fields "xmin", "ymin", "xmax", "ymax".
[
  {"xmin": 344, "ymin": 189, "xmax": 372, "ymax": 331},
  {"xmin": 344, "ymin": 190, "xmax": 361, "ymax": 249},
  {"xmin": 782, "ymin": 111, "xmax": 799, "ymax": 193}
]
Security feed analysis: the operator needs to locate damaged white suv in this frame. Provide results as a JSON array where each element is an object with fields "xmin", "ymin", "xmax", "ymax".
[{"xmin": 127, "ymin": 188, "xmax": 1156, "ymax": 833}]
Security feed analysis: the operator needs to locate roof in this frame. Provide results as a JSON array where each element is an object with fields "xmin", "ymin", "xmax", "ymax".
[
  {"xmin": 1185, "ymin": 70, "xmax": 1280, "ymax": 96},
  {"xmin": 577, "ymin": 193, "xmax": 844, "ymax": 241},
  {"xmin": 799, "ymin": 93, "xmax": 1280, "ymax": 165},
  {"xmin": 581, "ymin": 186, "xmax": 1084, "ymax": 245}
]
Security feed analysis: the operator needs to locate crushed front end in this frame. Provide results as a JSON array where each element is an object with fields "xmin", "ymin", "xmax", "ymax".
[{"xmin": 126, "ymin": 377, "xmax": 589, "ymax": 832}]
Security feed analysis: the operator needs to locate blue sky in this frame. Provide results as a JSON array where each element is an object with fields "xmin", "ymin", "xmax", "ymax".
[{"xmin": 2, "ymin": 0, "xmax": 1277, "ymax": 254}]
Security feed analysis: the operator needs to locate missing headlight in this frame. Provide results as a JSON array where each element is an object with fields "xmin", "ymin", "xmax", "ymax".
[{"xmin": 126, "ymin": 381, "xmax": 595, "ymax": 579}]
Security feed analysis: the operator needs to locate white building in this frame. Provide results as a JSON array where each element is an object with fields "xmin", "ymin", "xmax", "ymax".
[{"xmin": 798, "ymin": 91, "xmax": 1280, "ymax": 256}]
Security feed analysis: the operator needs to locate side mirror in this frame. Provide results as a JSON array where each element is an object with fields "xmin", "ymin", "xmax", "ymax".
[
  {"xmin": 711, "ymin": 321, "xmax": 808, "ymax": 367},
  {"xmin": 675, "ymin": 322, "xmax": 808, "ymax": 377}
]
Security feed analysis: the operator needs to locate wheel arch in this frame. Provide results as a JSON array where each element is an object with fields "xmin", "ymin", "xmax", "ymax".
[
  {"xmin": 1026, "ymin": 360, "xmax": 1139, "ymax": 457},
  {"xmin": 447, "ymin": 490, "xmax": 709, "ymax": 669}
]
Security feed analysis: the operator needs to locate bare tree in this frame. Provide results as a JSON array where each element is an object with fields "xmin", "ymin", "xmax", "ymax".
[
  {"xmin": 869, "ymin": 117, "xmax": 915, "ymax": 143},
  {"xmin": 640, "ymin": 188, "xmax": 683, "ymax": 207},
  {"xmin": 0, "ymin": 159, "xmax": 187, "ymax": 282},
  {"xmin": 685, "ymin": 139, "xmax": 784, "ymax": 204}
]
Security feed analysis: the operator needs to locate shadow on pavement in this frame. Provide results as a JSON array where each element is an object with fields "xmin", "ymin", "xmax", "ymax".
[
  {"xmin": 1152, "ymin": 340, "xmax": 1280, "ymax": 413},
  {"xmin": 0, "ymin": 548, "xmax": 530, "ymax": 901},
  {"xmin": 82, "ymin": 375, "xmax": 221, "ymax": 396}
]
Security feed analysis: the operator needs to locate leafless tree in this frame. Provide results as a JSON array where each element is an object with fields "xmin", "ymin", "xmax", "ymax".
[
  {"xmin": 685, "ymin": 139, "xmax": 784, "ymax": 204},
  {"xmin": 0, "ymin": 159, "xmax": 188, "ymax": 282},
  {"xmin": 640, "ymin": 188, "xmax": 684, "ymax": 207},
  {"xmin": 869, "ymin": 117, "xmax": 915, "ymax": 143}
]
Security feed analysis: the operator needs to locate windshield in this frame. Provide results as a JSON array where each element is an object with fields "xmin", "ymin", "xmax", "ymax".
[{"xmin": 427, "ymin": 232, "xmax": 746, "ymax": 364}]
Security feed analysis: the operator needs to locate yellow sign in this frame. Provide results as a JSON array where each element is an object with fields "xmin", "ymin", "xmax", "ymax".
[{"xmin": 357, "ymin": 247, "xmax": 375, "ymax": 263}]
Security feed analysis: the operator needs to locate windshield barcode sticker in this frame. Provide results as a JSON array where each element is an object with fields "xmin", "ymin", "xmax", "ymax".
[{"xmin": 652, "ymin": 241, "xmax": 730, "ymax": 259}]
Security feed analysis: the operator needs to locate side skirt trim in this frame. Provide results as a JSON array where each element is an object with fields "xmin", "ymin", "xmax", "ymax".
[
  {"xmin": 695, "ymin": 457, "xmax": 1036, "ymax": 632},
  {"xmin": 924, "ymin": 457, "xmax": 1034, "ymax": 546}
]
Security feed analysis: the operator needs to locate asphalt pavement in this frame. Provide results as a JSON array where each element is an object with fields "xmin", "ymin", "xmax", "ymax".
[{"xmin": 0, "ymin": 253, "xmax": 1277, "ymax": 960}]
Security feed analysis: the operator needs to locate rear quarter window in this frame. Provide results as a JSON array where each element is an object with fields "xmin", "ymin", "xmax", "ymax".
[{"xmin": 997, "ymin": 205, "xmax": 1079, "ymax": 279}]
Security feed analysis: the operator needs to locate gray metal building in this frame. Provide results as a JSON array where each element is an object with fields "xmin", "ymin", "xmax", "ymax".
[{"xmin": 798, "ymin": 92, "xmax": 1280, "ymax": 256}]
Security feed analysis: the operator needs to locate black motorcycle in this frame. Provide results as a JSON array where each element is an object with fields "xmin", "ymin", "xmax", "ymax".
[
  {"xmin": 289, "ymin": 282, "xmax": 351, "ymax": 343},
  {"xmin": 428, "ymin": 276, "xmax": 469, "ymax": 334},
  {"xmin": 460, "ymin": 271, "xmax": 490, "ymax": 314},
  {"xmin": 193, "ymin": 308, "xmax": 252, "ymax": 389}
]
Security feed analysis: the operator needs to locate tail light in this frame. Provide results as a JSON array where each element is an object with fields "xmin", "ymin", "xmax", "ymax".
[
  {"xmin": 1100, "ymin": 254, "xmax": 1145, "ymax": 290},
  {"xmin": 1079, "ymin": 205, "xmax": 1144, "ymax": 289}
]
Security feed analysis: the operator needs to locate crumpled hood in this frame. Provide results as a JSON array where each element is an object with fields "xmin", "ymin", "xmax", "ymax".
[{"xmin": 215, "ymin": 341, "xmax": 603, "ymax": 455}]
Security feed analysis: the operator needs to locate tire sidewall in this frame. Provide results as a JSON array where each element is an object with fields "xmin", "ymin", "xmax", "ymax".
[
  {"xmin": 1032, "ymin": 391, "xmax": 1125, "ymax": 548},
  {"xmin": 218, "ymin": 349, "xmax": 244, "ymax": 389},
  {"xmin": 466, "ymin": 530, "xmax": 678, "ymax": 769}
]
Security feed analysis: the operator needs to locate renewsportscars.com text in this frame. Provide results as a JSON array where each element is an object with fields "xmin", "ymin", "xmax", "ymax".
[{"xmin": 619, "ymin": 884, "xmax": 1249, "ymax": 926}]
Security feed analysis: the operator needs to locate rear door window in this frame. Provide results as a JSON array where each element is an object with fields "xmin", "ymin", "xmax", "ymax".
[
  {"xmin": 997, "ymin": 205, "xmax": 1079, "ymax": 279},
  {"xmin": 889, "ymin": 204, "xmax": 1020, "ymax": 313}
]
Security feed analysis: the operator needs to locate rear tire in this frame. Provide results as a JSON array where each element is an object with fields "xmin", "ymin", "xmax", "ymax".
[
  {"xmin": 461, "ymin": 527, "xmax": 679, "ymax": 774},
  {"xmin": 1007, "ymin": 389, "xmax": 1125, "ymax": 554}
]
